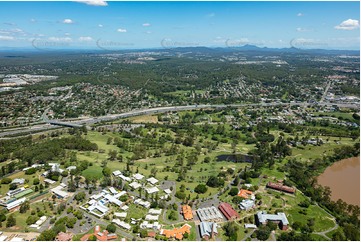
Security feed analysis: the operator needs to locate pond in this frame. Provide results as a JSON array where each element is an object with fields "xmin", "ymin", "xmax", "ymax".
[{"xmin": 216, "ymin": 154, "xmax": 253, "ymax": 163}]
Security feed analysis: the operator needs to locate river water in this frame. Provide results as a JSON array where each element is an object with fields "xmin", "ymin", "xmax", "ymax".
[{"xmin": 317, "ymin": 157, "xmax": 360, "ymax": 206}]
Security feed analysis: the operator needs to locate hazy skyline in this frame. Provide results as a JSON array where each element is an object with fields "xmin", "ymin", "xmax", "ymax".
[{"xmin": 0, "ymin": 1, "xmax": 360, "ymax": 50}]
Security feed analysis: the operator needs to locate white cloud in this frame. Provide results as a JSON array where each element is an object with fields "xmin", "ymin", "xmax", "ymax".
[
  {"xmin": 11, "ymin": 28, "xmax": 23, "ymax": 33},
  {"xmin": 64, "ymin": 33, "xmax": 71, "ymax": 36},
  {"xmin": 74, "ymin": 0, "xmax": 108, "ymax": 6},
  {"xmin": 48, "ymin": 37, "xmax": 72, "ymax": 42},
  {"xmin": 117, "ymin": 28, "xmax": 127, "ymax": 33},
  {"xmin": 297, "ymin": 13, "xmax": 304, "ymax": 17},
  {"xmin": 335, "ymin": 19, "xmax": 360, "ymax": 30},
  {"xmin": 30, "ymin": 19, "xmax": 36, "ymax": 23},
  {"xmin": 142, "ymin": 23, "xmax": 151, "ymax": 27},
  {"xmin": 296, "ymin": 27, "xmax": 312, "ymax": 32},
  {"xmin": 98, "ymin": 24, "xmax": 103, "ymax": 27},
  {"xmin": 79, "ymin": 36, "xmax": 93, "ymax": 42},
  {"xmin": 213, "ymin": 36, "xmax": 226, "ymax": 43},
  {"xmin": 0, "ymin": 35, "xmax": 14, "ymax": 41},
  {"xmin": 145, "ymin": 31, "xmax": 152, "ymax": 34},
  {"xmin": 206, "ymin": 13, "xmax": 215, "ymax": 18},
  {"xmin": 63, "ymin": 19, "xmax": 74, "ymax": 24}
]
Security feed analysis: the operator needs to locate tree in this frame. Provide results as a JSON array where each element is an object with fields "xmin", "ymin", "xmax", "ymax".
[
  {"xmin": 229, "ymin": 187, "xmax": 239, "ymax": 196},
  {"xmin": 6, "ymin": 214, "xmax": 16, "ymax": 228},
  {"xmin": 25, "ymin": 167, "xmax": 36, "ymax": 175},
  {"xmin": 26, "ymin": 215, "xmax": 38, "ymax": 225},
  {"xmin": 9, "ymin": 183, "xmax": 17, "ymax": 190},
  {"xmin": 102, "ymin": 166, "xmax": 111, "ymax": 177},
  {"xmin": 206, "ymin": 176, "xmax": 224, "ymax": 188},
  {"xmin": 292, "ymin": 221, "xmax": 302, "ymax": 231},
  {"xmin": 168, "ymin": 210, "xmax": 178, "ymax": 221},
  {"xmin": 223, "ymin": 222, "xmax": 238, "ymax": 240},
  {"xmin": 37, "ymin": 229, "xmax": 56, "ymax": 241},
  {"xmin": 140, "ymin": 229, "xmax": 148, "ymax": 238},
  {"xmin": 88, "ymin": 235, "xmax": 97, "ymax": 241},
  {"xmin": 332, "ymin": 230, "xmax": 345, "ymax": 241},
  {"xmin": 61, "ymin": 171, "xmax": 69, "ymax": 177},
  {"xmin": 19, "ymin": 201, "xmax": 30, "ymax": 213},
  {"xmin": 108, "ymin": 150, "xmax": 118, "ymax": 161},
  {"xmin": 266, "ymin": 221, "xmax": 278, "ymax": 231},
  {"xmin": 194, "ymin": 184, "xmax": 208, "ymax": 194},
  {"xmin": 65, "ymin": 217, "xmax": 77, "ymax": 228},
  {"xmin": 175, "ymin": 191, "xmax": 186, "ymax": 200},
  {"xmin": 75, "ymin": 191, "xmax": 86, "ymax": 202},
  {"xmin": 33, "ymin": 178, "xmax": 40, "ymax": 185},
  {"xmin": 203, "ymin": 156, "xmax": 211, "ymax": 163},
  {"xmin": 255, "ymin": 225, "xmax": 271, "ymax": 241},
  {"xmin": 106, "ymin": 223, "xmax": 117, "ymax": 233},
  {"xmin": 1, "ymin": 178, "xmax": 12, "ymax": 184}
]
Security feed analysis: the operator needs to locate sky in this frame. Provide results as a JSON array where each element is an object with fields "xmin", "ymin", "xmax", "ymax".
[{"xmin": 0, "ymin": 0, "xmax": 360, "ymax": 50}]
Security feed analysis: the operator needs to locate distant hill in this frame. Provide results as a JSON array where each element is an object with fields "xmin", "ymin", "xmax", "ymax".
[{"xmin": 159, "ymin": 44, "xmax": 359, "ymax": 55}]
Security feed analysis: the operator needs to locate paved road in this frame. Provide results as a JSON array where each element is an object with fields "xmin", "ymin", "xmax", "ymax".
[
  {"xmin": 320, "ymin": 81, "xmax": 332, "ymax": 103},
  {"xmin": 0, "ymin": 101, "xmax": 359, "ymax": 138}
]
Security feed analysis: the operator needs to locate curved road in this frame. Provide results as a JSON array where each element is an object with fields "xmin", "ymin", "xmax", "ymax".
[{"xmin": 0, "ymin": 101, "xmax": 358, "ymax": 138}]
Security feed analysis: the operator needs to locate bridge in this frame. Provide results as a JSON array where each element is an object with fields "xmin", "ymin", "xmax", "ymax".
[{"xmin": 47, "ymin": 120, "xmax": 84, "ymax": 128}]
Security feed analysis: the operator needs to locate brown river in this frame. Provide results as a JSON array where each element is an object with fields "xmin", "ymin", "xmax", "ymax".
[{"xmin": 317, "ymin": 157, "xmax": 360, "ymax": 206}]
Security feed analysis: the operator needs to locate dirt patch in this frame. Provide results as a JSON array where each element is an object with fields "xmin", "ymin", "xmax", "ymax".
[
  {"xmin": 128, "ymin": 115, "xmax": 159, "ymax": 123},
  {"xmin": 2, "ymin": 232, "xmax": 40, "ymax": 241}
]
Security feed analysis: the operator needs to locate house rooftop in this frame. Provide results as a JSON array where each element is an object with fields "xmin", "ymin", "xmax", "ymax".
[
  {"xmin": 146, "ymin": 177, "xmax": 159, "ymax": 185},
  {"xmin": 257, "ymin": 211, "xmax": 289, "ymax": 225},
  {"xmin": 182, "ymin": 205, "xmax": 193, "ymax": 220},
  {"xmin": 237, "ymin": 189, "xmax": 253, "ymax": 199},
  {"xmin": 133, "ymin": 173, "xmax": 145, "ymax": 180}
]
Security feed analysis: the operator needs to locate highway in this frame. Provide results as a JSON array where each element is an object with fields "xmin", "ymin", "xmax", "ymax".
[{"xmin": 0, "ymin": 101, "xmax": 359, "ymax": 138}]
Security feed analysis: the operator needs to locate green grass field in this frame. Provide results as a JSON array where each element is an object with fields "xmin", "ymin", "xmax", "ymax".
[{"xmin": 126, "ymin": 204, "xmax": 148, "ymax": 220}]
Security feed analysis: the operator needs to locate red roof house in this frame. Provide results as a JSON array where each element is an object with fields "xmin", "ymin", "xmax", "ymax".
[
  {"xmin": 218, "ymin": 202, "xmax": 240, "ymax": 221},
  {"xmin": 80, "ymin": 226, "xmax": 117, "ymax": 241}
]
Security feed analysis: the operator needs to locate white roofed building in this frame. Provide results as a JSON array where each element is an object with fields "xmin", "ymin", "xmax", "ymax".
[
  {"xmin": 120, "ymin": 205, "xmax": 129, "ymax": 211},
  {"xmin": 66, "ymin": 166, "xmax": 77, "ymax": 171},
  {"xmin": 119, "ymin": 174, "xmax": 132, "ymax": 182},
  {"xmin": 114, "ymin": 212, "xmax": 127, "ymax": 219},
  {"xmin": 164, "ymin": 189, "xmax": 172, "ymax": 194},
  {"xmin": 146, "ymin": 177, "xmax": 158, "ymax": 185},
  {"xmin": 11, "ymin": 178, "xmax": 25, "ymax": 185},
  {"xmin": 133, "ymin": 173, "xmax": 145, "ymax": 180},
  {"xmin": 129, "ymin": 181, "xmax": 142, "ymax": 190},
  {"xmin": 109, "ymin": 187, "xmax": 118, "ymax": 195},
  {"xmin": 145, "ymin": 186, "xmax": 159, "ymax": 194},
  {"xmin": 6, "ymin": 197, "xmax": 26, "ymax": 210},
  {"xmin": 134, "ymin": 199, "xmax": 151, "ymax": 208},
  {"xmin": 51, "ymin": 185, "xmax": 69, "ymax": 199},
  {"xmin": 112, "ymin": 219, "xmax": 131, "ymax": 230},
  {"xmin": 113, "ymin": 170, "xmax": 122, "ymax": 176},
  {"xmin": 149, "ymin": 209, "xmax": 162, "ymax": 215},
  {"xmin": 145, "ymin": 214, "xmax": 159, "ymax": 221}
]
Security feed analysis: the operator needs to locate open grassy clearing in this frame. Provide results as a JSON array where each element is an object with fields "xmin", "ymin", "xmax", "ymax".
[{"xmin": 290, "ymin": 137, "xmax": 355, "ymax": 161}]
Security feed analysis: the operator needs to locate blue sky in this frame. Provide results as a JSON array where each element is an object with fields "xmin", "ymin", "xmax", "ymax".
[{"xmin": 0, "ymin": 1, "xmax": 359, "ymax": 50}]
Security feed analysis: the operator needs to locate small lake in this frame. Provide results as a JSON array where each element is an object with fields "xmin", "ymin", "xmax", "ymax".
[
  {"xmin": 216, "ymin": 154, "xmax": 253, "ymax": 163},
  {"xmin": 318, "ymin": 157, "xmax": 360, "ymax": 206}
]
